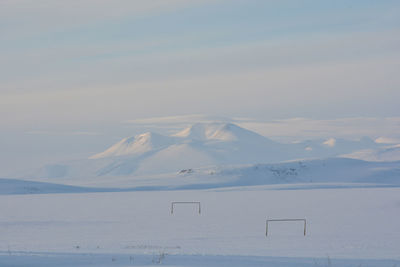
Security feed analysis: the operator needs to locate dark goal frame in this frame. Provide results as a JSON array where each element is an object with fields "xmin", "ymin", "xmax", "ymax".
[{"xmin": 171, "ymin": 202, "xmax": 201, "ymax": 214}]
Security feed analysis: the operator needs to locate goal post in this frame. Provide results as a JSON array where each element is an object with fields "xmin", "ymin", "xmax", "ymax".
[
  {"xmin": 266, "ymin": 218, "xmax": 306, "ymax": 236},
  {"xmin": 171, "ymin": 202, "xmax": 201, "ymax": 214}
]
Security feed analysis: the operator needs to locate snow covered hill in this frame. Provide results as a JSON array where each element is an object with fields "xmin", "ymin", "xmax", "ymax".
[
  {"xmin": 294, "ymin": 136, "xmax": 380, "ymax": 159},
  {"xmin": 341, "ymin": 144, "xmax": 400, "ymax": 162},
  {"xmin": 208, "ymin": 157, "xmax": 400, "ymax": 187},
  {"xmin": 16, "ymin": 157, "xmax": 400, "ymax": 192}
]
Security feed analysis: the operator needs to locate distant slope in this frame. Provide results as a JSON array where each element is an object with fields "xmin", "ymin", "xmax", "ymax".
[
  {"xmin": 211, "ymin": 158, "xmax": 400, "ymax": 187},
  {"xmin": 14, "ymin": 158, "xmax": 400, "ymax": 194},
  {"xmin": 292, "ymin": 136, "xmax": 380, "ymax": 159},
  {"xmin": 341, "ymin": 144, "xmax": 400, "ymax": 162},
  {"xmin": 3, "ymin": 157, "xmax": 400, "ymax": 195},
  {"xmin": 0, "ymin": 178, "xmax": 98, "ymax": 195}
]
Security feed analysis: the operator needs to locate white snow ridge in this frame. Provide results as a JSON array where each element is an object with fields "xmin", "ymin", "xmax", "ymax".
[
  {"xmin": 90, "ymin": 132, "xmax": 174, "ymax": 159},
  {"xmin": 173, "ymin": 122, "xmax": 265, "ymax": 142}
]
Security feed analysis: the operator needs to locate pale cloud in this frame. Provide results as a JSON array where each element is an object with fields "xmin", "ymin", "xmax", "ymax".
[
  {"xmin": 2, "ymin": 28, "xmax": 399, "ymax": 93},
  {"xmin": 26, "ymin": 131, "xmax": 101, "ymax": 136},
  {"xmin": 0, "ymin": 0, "xmax": 218, "ymax": 39},
  {"xmin": 239, "ymin": 117, "xmax": 400, "ymax": 143},
  {"xmin": 123, "ymin": 114, "xmax": 234, "ymax": 126},
  {"xmin": 1, "ymin": 50, "xmax": 400, "ymax": 129},
  {"xmin": 323, "ymin": 138, "xmax": 336, "ymax": 147},
  {"xmin": 121, "ymin": 115, "xmax": 400, "ymax": 145},
  {"xmin": 375, "ymin": 137, "xmax": 400, "ymax": 144},
  {"xmin": 1, "ymin": 1, "xmax": 399, "ymax": 132}
]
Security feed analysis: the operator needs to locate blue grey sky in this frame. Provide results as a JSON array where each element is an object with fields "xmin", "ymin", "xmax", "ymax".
[
  {"xmin": 1, "ymin": 1, "xmax": 400, "ymax": 175},
  {"xmin": 2, "ymin": 0, "xmax": 400, "ymax": 127}
]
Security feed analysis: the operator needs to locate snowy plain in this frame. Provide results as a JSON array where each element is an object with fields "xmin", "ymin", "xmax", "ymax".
[{"xmin": 1, "ymin": 186, "xmax": 400, "ymax": 266}]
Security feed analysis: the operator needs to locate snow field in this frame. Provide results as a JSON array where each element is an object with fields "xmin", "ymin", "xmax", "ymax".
[{"xmin": 1, "ymin": 187, "xmax": 400, "ymax": 262}]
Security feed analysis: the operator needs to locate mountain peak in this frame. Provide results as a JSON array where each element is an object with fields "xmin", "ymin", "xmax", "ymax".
[
  {"xmin": 89, "ymin": 132, "xmax": 172, "ymax": 159},
  {"xmin": 173, "ymin": 122, "xmax": 259, "ymax": 142}
]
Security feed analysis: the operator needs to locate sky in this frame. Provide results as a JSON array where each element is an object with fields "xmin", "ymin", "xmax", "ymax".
[{"xmin": 1, "ymin": 0, "xmax": 400, "ymax": 175}]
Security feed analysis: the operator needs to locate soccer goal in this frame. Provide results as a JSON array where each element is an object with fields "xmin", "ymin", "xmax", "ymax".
[
  {"xmin": 266, "ymin": 218, "xmax": 307, "ymax": 236},
  {"xmin": 171, "ymin": 202, "xmax": 201, "ymax": 214}
]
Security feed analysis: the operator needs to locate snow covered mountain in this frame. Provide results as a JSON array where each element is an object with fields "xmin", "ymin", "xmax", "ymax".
[
  {"xmin": 24, "ymin": 123, "xmax": 284, "ymax": 179},
  {"xmin": 23, "ymin": 122, "xmax": 394, "ymax": 180}
]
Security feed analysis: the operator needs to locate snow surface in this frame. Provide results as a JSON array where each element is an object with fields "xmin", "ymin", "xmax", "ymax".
[{"xmin": 0, "ymin": 187, "xmax": 399, "ymax": 266}]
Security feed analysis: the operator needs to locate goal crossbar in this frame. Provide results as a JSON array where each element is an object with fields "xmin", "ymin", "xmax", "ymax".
[
  {"xmin": 171, "ymin": 202, "xmax": 201, "ymax": 214},
  {"xmin": 266, "ymin": 218, "xmax": 306, "ymax": 236}
]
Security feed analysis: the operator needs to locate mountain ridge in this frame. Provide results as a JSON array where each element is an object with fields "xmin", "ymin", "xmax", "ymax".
[{"xmin": 19, "ymin": 122, "xmax": 395, "ymax": 180}]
